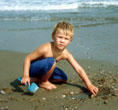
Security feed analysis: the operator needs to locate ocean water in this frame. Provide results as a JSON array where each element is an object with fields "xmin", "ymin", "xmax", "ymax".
[{"xmin": 0, "ymin": 0, "xmax": 118, "ymax": 63}]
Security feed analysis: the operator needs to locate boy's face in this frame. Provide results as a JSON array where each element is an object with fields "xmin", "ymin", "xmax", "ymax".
[{"xmin": 52, "ymin": 29, "xmax": 72, "ymax": 50}]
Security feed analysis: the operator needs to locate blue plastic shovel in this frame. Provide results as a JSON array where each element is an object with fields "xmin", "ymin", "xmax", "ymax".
[{"xmin": 17, "ymin": 77, "xmax": 39, "ymax": 93}]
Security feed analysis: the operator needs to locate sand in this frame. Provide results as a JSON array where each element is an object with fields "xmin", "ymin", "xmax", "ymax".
[{"xmin": 0, "ymin": 50, "xmax": 118, "ymax": 110}]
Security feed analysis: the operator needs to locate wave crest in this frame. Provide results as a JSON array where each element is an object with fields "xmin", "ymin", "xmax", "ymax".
[{"xmin": 0, "ymin": 0, "xmax": 118, "ymax": 11}]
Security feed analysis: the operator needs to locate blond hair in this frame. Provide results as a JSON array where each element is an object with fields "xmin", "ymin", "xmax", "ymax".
[{"xmin": 52, "ymin": 21, "xmax": 74, "ymax": 39}]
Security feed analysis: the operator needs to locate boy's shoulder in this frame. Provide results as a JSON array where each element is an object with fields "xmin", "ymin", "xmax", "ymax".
[
  {"xmin": 38, "ymin": 42, "xmax": 51, "ymax": 50},
  {"xmin": 41, "ymin": 42, "xmax": 51, "ymax": 47},
  {"xmin": 35, "ymin": 42, "xmax": 51, "ymax": 54}
]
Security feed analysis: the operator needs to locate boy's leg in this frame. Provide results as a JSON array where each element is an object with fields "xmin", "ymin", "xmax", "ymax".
[
  {"xmin": 49, "ymin": 67, "xmax": 68, "ymax": 83},
  {"xmin": 39, "ymin": 61, "xmax": 57, "ymax": 90},
  {"xmin": 29, "ymin": 57, "xmax": 57, "ymax": 90}
]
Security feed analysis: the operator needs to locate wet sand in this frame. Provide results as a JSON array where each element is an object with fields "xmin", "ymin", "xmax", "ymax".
[{"xmin": 0, "ymin": 50, "xmax": 118, "ymax": 110}]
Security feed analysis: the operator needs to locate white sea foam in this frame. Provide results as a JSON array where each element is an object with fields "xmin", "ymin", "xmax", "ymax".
[
  {"xmin": 78, "ymin": 1, "xmax": 118, "ymax": 8},
  {"xmin": 0, "ymin": 3, "xmax": 78, "ymax": 11},
  {"xmin": 0, "ymin": 0, "xmax": 118, "ymax": 11}
]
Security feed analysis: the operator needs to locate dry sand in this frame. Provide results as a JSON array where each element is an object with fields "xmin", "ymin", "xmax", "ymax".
[{"xmin": 0, "ymin": 50, "xmax": 118, "ymax": 110}]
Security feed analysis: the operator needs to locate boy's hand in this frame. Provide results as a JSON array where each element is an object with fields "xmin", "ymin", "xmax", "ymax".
[
  {"xmin": 21, "ymin": 76, "xmax": 30, "ymax": 86},
  {"xmin": 86, "ymin": 83, "xmax": 98, "ymax": 96}
]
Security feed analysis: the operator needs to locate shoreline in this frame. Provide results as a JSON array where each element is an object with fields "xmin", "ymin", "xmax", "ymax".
[{"xmin": 0, "ymin": 50, "xmax": 118, "ymax": 110}]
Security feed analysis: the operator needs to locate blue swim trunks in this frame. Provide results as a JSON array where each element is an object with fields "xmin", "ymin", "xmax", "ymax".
[{"xmin": 29, "ymin": 57, "xmax": 68, "ymax": 81}]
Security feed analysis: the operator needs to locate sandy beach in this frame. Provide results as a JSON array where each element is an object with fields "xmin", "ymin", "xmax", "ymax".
[
  {"xmin": 0, "ymin": 50, "xmax": 118, "ymax": 110},
  {"xmin": 0, "ymin": 0, "xmax": 118, "ymax": 109}
]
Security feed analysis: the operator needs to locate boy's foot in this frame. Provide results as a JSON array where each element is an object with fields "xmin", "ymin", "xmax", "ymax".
[{"xmin": 39, "ymin": 81, "xmax": 57, "ymax": 90}]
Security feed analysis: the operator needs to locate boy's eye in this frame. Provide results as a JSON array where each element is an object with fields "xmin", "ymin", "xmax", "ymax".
[
  {"xmin": 57, "ymin": 36, "xmax": 70, "ymax": 40},
  {"xmin": 58, "ymin": 36, "xmax": 62, "ymax": 38},
  {"xmin": 65, "ymin": 38, "xmax": 69, "ymax": 40}
]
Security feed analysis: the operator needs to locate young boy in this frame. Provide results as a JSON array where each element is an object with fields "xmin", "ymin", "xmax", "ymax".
[{"xmin": 21, "ymin": 21, "xmax": 98, "ymax": 96}]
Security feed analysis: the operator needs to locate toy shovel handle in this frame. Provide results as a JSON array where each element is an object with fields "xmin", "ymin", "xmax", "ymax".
[{"xmin": 17, "ymin": 77, "xmax": 29, "ymax": 87}]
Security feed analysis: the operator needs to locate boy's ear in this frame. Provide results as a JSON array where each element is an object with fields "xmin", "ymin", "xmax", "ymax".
[{"xmin": 52, "ymin": 33, "xmax": 54, "ymax": 40}]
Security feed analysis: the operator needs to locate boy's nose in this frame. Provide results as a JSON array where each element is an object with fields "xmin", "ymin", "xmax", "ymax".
[{"xmin": 60, "ymin": 38, "xmax": 65, "ymax": 43}]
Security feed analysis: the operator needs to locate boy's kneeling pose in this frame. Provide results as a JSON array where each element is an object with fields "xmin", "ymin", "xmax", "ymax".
[{"xmin": 21, "ymin": 21, "xmax": 98, "ymax": 96}]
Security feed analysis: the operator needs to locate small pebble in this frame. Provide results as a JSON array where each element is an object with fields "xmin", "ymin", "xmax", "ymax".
[
  {"xmin": 70, "ymin": 92, "xmax": 74, "ymax": 95},
  {"xmin": 72, "ymin": 97, "xmax": 75, "ymax": 100},
  {"xmin": 91, "ymin": 95, "xmax": 95, "ymax": 98},
  {"xmin": 62, "ymin": 94, "xmax": 66, "ymax": 98},
  {"xmin": 0, "ymin": 106, "xmax": 8, "ymax": 110},
  {"xmin": 0, "ymin": 99, "xmax": 3, "ymax": 102},
  {"xmin": 1, "ymin": 107, "xmax": 4, "ymax": 110},
  {"xmin": 87, "ymin": 66, "xmax": 91, "ymax": 69},
  {"xmin": 104, "ymin": 100, "xmax": 108, "ymax": 104},
  {"xmin": 42, "ymin": 97, "xmax": 46, "ymax": 100},
  {"xmin": 74, "ymin": 107, "xmax": 77, "ymax": 110},
  {"xmin": 99, "ymin": 85, "xmax": 103, "ymax": 87},
  {"xmin": 0, "ymin": 90, "xmax": 6, "ymax": 95},
  {"xmin": 5, "ymin": 106, "xmax": 8, "ymax": 110},
  {"xmin": 8, "ymin": 96, "xmax": 14, "ymax": 100}
]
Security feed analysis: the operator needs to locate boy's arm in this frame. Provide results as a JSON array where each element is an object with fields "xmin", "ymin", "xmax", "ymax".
[
  {"xmin": 22, "ymin": 44, "xmax": 47, "ymax": 85},
  {"xmin": 66, "ymin": 51, "xmax": 98, "ymax": 96}
]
